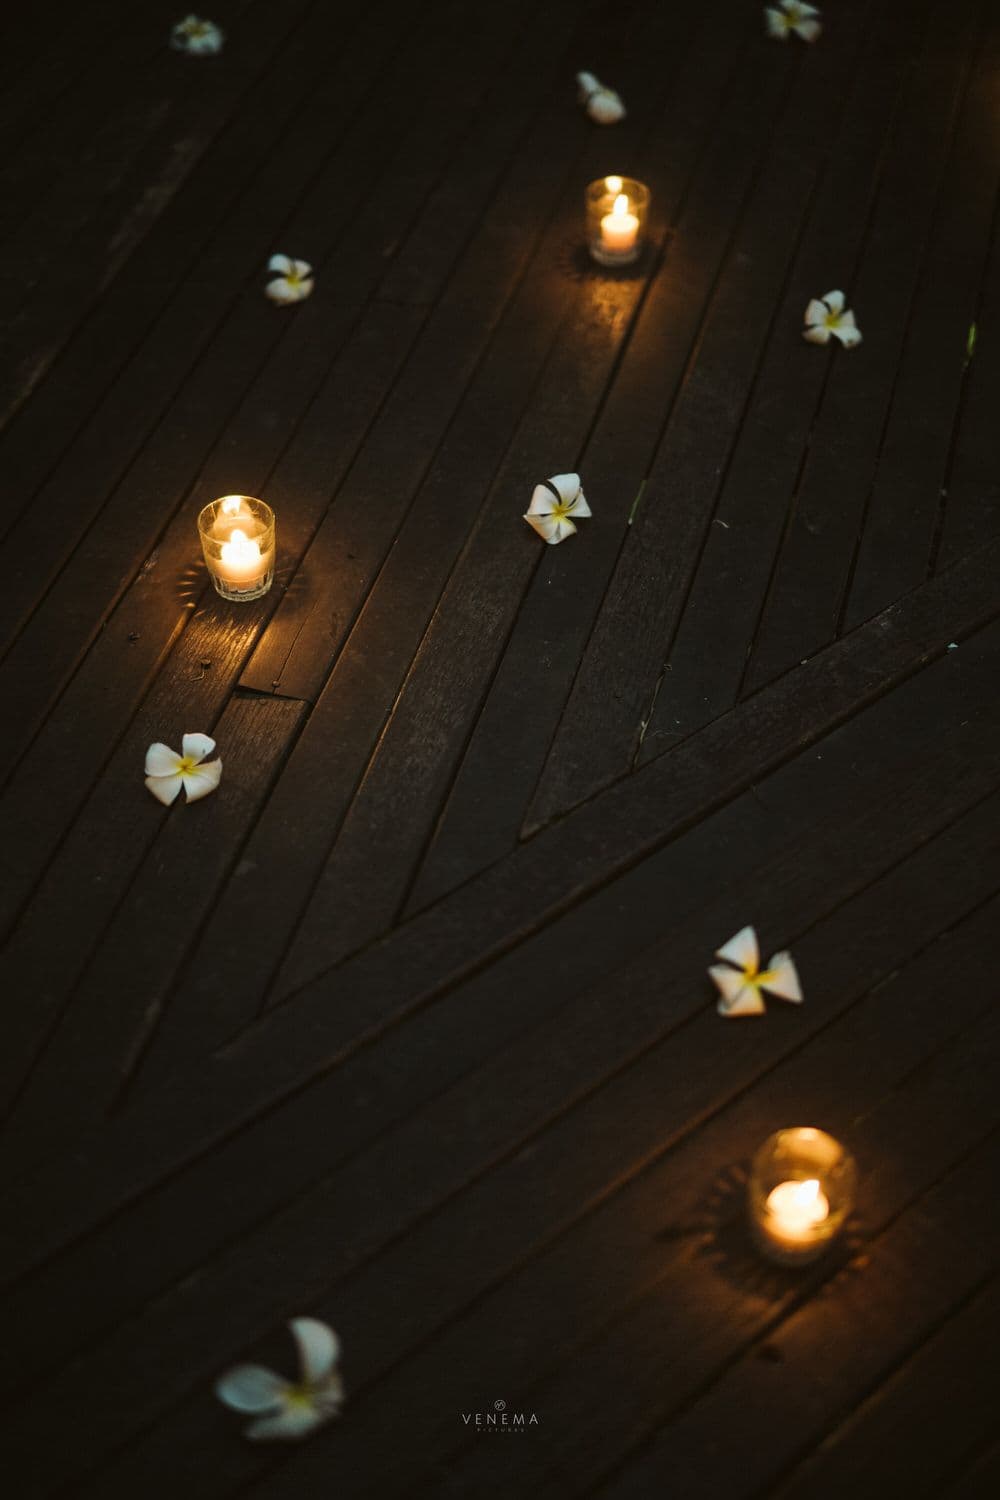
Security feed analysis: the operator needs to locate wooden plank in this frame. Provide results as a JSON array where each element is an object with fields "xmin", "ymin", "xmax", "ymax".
[
  {"xmin": 0, "ymin": 0, "xmax": 421, "ymax": 660},
  {"xmin": 257, "ymin": 537, "xmax": 1000, "ymax": 1032},
  {"xmin": 0, "ymin": 0, "xmax": 163, "ymax": 243},
  {"xmin": 733, "ymin": 0, "xmax": 989, "ymax": 697},
  {"xmin": 942, "ymin": 1440, "xmax": 1000, "ymax": 1499},
  {"xmin": 769, "ymin": 1277, "xmax": 1000, "ymax": 1500},
  {"xmin": 646, "ymin": 0, "xmax": 975, "ymax": 735},
  {"xmin": 840, "ymin": 4, "xmax": 1000, "ymax": 630},
  {"xmin": 0, "ymin": 0, "xmax": 545, "ymax": 1117},
  {"xmin": 1, "ymin": 693, "xmax": 307, "ymax": 1160},
  {"xmin": 0, "ymin": 0, "xmax": 514, "ymax": 786},
  {"xmin": 934, "ymin": 198, "xmax": 1000, "ymax": 568},
  {"xmin": 435, "ymin": 1101, "xmax": 1000, "ymax": 1500},
  {"xmin": 9, "ymin": 644, "xmax": 999, "ymax": 1402},
  {"xmin": 528, "ymin": 0, "xmax": 943, "ymax": 825},
  {"xmin": 0, "ymin": 299, "xmax": 416, "ymax": 944},
  {"xmin": 594, "ymin": 1148, "xmax": 1000, "ymax": 1500},
  {"xmin": 424, "ymin": 0, "xmax": 914, "ymax": 891},
  {"xmin": 140, "ymin": 113, "xmax": 665, "ymax": 1060},
  {"xmin": 3, "ymin": 603, "xmax": 998, "ymax": 1289},
  {"xmin": 0, "ymin": 0, "xmax": 298, "ymax": 430},
  {"xmin": 258, "ymin": 0, "xmax": 808, "ymax": 989},
  {"xmin": 0, "ymin": 536, "xmax": 985, "ymax": 1196},
  {"xmin": 230, "ymin": 5, "xmax": 743, "ymax": 1008},
  {"xmin": 237, "ymin": 0, "xmax": 628, "ymax": 702},
  {"xmin": 403, "ymin": 0, "xmax": 775, "ymax": 911},
  {"xmin": 48, "ymin": 880, "xmax": 1000, "ymax": 1498},
  {"xmin": 0, "ymin": 0, "xmax": 397, "ymax": 549}
]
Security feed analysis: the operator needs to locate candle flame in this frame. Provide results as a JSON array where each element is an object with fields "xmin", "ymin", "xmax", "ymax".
[
  {"xmin": 765, "ymin": 1176, "xmax": 829, "ymax": 1235},
  {"xmin": 612, "ymin": 193, "xmax": 629, "ymax": 217},
  {"xmin": 796, "ymin": 1179, "xmax": 822, "ymax": 1210},
  {"xmin": 605, "ymin": 174, "xmax": 623, "ymax": 194}
]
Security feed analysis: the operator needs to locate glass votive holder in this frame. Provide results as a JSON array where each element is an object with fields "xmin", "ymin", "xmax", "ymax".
[
  {"xmin": 747, "ymin": 1127, "xmax": 856, "ymax": 1267},
  {"xmin": 198, "ymin": 494, "xmax": 276, "ymax": 603},
  {"xmin": 586, "ymin": 175, "xmax": 650, "ymax": 267}
]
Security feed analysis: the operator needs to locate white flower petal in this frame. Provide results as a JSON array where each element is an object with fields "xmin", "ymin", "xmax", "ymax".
[
  {"xmin": 268, "ymin": 254, "xmax": 293, "ymax": 275},
  {"xmin": 290, "ymin": 259, "xmax": 313, "ymax": 280},
  {"xmin": 145, "ymin": 773, "xmax": 183, "ymax": 806},
  {"xmin": 765, "ymin": 8, "xmax": 790, "ymax": 38},
  {"xmin": 710, "ymin": 968, "xmax": 765, "ymax": 1017},
  {"xmin": 566, "ymin": 490, "xmax": 591, "ymax": 518},
  {"xmin": 832, "ymin": 319, "xmax": 862, "ymax": 349},
  {"xmin": 290, "ymin": 1318, "xmax": 339, "ymax": 1385},
  {"xmin": 245, "ymin": 1401, "xmax": 330, "ymax": 1441},
  {"xmin": 576, "ymin": 71, "xmax": 601, "ymax": 100},
  {"xmin": 529, "ymin": 515, "xmax": 557, "ymax": 542},
  {"xmin": 762, "ymin": 951, "xmax": 803, "ymax": 1003},
  {"xmin": 822, "ymin": 290, "xmax": 845, "ymax": 315},
  {"xmin": 526, "ymin": 485, "xmax": 557, "ymax": 517},
  {"xmin": 796, "ymin": 2, "xmax": 821, "ymax": 16},
  {"xmin": 181, "ymin": 732, "xmax": 216, "ymax": 765},
  {"xmin": 182, "ymin": 758, "xmax": 222, "ymax": 802},
  {"xmin": 524, "ymin": 512, "xmax": 573, "ymax": 543},
  {"xmin": 171, "ymin": 17, "xmax": 224, "ymax": 53},
  {"xmin": 804, "ymin": 298, "xmax": 828, "ymax": 327},
  {"xmin": 549, "ymin": 472, "xmax": 582, "ymax": 505},
  {"xmin": 709, "ymin": 965, "xmax": 747, "ymax": 1004},
  {"xmin": 215, "ymin": 1364, "xmax": 289, "ymax": 1413},
  {"xmin": 313, "ymin": 1371, "xmax": 346, "ymax": 1412},
  {"xmin": 145, "ymin": 742, "xmax": 182, "ymax": 776},
  {"xmin": 265, "ymin": 276, "xmax": 313, "ymax": 305},
  {"xmin": 803, "ymin": 324, "xmax": 831, "ymax": 345},
  {"xmin": 715, "ymin": 925, "xmax": 759, "ymax": 974},
  {"xmin": 265, "ymin": 278, "xmax": 299, "ymax": 305},
  {"xmin": 794, "ymin": 17, "xmax": 822, "ymax": 40},
  {"xmin": 587, "ymin": 90, "xmax": 625, "ymax": 125}
]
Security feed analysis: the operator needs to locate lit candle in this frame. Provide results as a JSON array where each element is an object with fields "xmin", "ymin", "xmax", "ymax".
[
  {"xmin": 747, "ymin": 1127, "xmax": 855, "ymax": 1267},
  {"xmin": 198, "ymin": 494, "xmax": 276, "ymax": 602},
  {"xmin": 764, "ymin": 1178, "xmax": 830, "ymax": 1243},
  {"xmin": 219, "ymin": 528, "xmax": 266, "ymax": 587},
  {"xmin": 600, "ymin": 193, "xmax": 639, "ymax": 257},
  {"xmin": 212, "ymin": 494, "xmax": 255, "ymax": 538}
]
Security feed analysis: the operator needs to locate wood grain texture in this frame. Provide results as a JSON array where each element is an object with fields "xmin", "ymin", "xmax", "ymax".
[{"xmin": 2, "ymin": 2, "xmax": 999, "ymax": 1494}]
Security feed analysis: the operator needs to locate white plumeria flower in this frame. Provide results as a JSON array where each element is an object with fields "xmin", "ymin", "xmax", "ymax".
[
  {"xmin": 170, "ymin": 15, "xmax": 225, "ymax": 53},
  {"xmin": 708, "ymin": 925, "xmax": 803, "ymax": 1018},
  {"xmin": 765, "ymin": 0, "xmax": 822, "ymax": 42},
  {"xmin": 803, "ymin": 289, "xmax": 862, "ymax": 348},
  {"xmin": 523, "ymin": 472, "xmax": 591, "ymax": 544},
  {"xmin": 265, "ymin": 254, "xmax": 314, "ymax": 305},
  {"xmin": 216, "ymin": 1319, "xmax": 345, "ymax": 1441},
  {"xmin": 576, "ymin": 71, "xmax": 626, "ymax": 124},
  {"xmin": 144, "ymin": 732, "xmax": 222, "ymax": 806}
]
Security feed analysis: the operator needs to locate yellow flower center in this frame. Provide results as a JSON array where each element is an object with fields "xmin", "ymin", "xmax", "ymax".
[
  {"xmin": 285, "ymin": 1384, "xmax": 315, "ymax": 1409},
  {"xmin": 824, "ymin": 310, "xmax": 841, "ymax": 328},
  {"xmin": 176, "ymin": 756, "xmax": 198, "ymax": 774}
]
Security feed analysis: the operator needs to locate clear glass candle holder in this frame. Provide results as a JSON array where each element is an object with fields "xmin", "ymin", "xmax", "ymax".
[
  {"xmin": 586, "ymin": 175, "xmax": 650, "ymax": 267},
  {"xmin": 747, "ymin": 1127, "xmax": 856, "ymax": 1267},
  {"xmin": 198, "ymin": 494, "xmax": 276, "ymax": 603}
]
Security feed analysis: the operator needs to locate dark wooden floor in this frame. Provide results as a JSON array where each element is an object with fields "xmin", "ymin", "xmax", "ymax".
[{"xmin": 2, "ymin": 0, "xmax": 999, "ymax": 1493}]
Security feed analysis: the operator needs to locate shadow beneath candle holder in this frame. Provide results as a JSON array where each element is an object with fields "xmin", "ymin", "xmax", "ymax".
[
  {"xmin": 175, "ymin": 561, "xmax": 207, "ymax": 607},
  {"xmin": 655, "ymin": 1162, "xmax": 869, "ymax": 1304},
  {"xmin": 560, "ymin": 229, "xmax": 674, "ymax": 284}
]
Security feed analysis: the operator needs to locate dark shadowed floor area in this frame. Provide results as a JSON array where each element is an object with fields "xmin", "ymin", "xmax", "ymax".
[{"xmin": 2, "ymin": 0, "xmax": 999, "ymax": 1494}]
